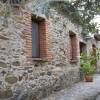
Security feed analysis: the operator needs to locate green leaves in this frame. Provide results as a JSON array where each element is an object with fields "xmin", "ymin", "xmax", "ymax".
[
  {"xmin": 71, "ymin": 0, "xmax": 100, "ymax": 33},
  {"xmin": 81, "ymin": 62, "xmax": 96, "ymax": 75},
  {"xmin": 0, "ymin": 0, "xmax": 100, "ymax": 34},
  {"xmin": 80, "ymin": 50, "xmax": 100, "ymax": 75},
  {"xmin": 50, "ymin": 0, "xmax": 100, "ymax": 34}
]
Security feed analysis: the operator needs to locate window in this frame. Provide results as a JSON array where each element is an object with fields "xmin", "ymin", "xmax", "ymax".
[
  {"xmin": 69, "ymin": 31, "xmax": 78, "ymax": 60},
  {"xmin": 31, "ymin": 15, "xmax": 49, "ymax": 60},
  {"xmin": 80, "ymin": 42, "xmax": 86, "ymax": 55},
  {"xmin": 92, "ymin": 44, "xmax": 96, "ymax": 51},
  {"xmin": 32, "ymin": 20, "xmax": 40, "ymax": 58},
  {"xmin": 24, "ymin": 12, "xmax": 51, "ymax": 61},
  {"xmin": 92, "ymin": 44, "xmax": 96, "ymax": 56}
]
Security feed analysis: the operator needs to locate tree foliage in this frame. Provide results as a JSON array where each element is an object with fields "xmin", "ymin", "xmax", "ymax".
[
  {"xmin": 0, "ymin": 0, "xmax": 100, "ymax": 34},
  {"xmin": 44, "ymin": 0, "xmax": 100, "ymax": 34},
  {"xmin": 70, "ymin": 0, "xmax": 100, "ymax": 34}
]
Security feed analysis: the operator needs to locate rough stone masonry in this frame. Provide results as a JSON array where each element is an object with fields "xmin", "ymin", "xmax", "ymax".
[{"xmin": 0, "ymin": 0, "xmax": 99, "ymax": 100}]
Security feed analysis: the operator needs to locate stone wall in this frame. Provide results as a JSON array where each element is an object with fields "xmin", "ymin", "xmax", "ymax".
[
  {"xmin": 0, "ymin": 1, "xmax": 83, "ymax": 100},
  {"xmin": 0, "ymin": 15, "xmax": 27, "ymax": 67},
  {"xmin": 86, "ymin": 38, "xmax": 96, "ymax": 55}
]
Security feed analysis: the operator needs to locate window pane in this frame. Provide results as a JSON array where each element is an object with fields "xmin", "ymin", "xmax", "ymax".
[{"xmin": 32, "ymin": 21, "xmax": 40, "ymax": 58}]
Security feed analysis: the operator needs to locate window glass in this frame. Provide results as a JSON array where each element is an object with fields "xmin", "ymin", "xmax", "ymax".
[{"xmin": 32, "ymin": 20, "xmax": 40, "ymax": 58}]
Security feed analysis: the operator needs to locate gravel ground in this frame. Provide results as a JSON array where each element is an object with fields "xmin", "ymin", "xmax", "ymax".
[
  {"xmin": 96, "ymin": 95, "xmax": 100, "ymax": 100},
  {"xmin": 42, "ymin": 75, "xmax": 100, "ymax": 100}
]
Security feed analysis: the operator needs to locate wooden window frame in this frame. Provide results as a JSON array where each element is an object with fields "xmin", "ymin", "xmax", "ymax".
[
  {"xmin": 31, "ymin": 15, "xmax": 48, "ymax": 61},
  {"xmin": 32, "ymin": 19, "xmax": 40, "ymax": 58},
  {"xmin": 25, "ymin": 12, "xmax": 51, "ymax": 62}
]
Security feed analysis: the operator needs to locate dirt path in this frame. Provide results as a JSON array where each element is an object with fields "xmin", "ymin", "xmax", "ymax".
[{"xmin": 42, "ymin": 75, "xmax": 100, "ymax": 100}]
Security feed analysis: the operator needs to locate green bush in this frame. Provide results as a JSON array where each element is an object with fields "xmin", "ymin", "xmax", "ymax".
[
  {"xmin": 81, "ymin": 61, "xmax": 96, "ymax": 75},
  {"xmin": 80, "ymin": 50, "xmax": 100, "ymax": 75}
]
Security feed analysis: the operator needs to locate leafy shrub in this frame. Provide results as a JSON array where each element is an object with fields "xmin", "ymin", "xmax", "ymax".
[{"xmin": 80, "ymin": 49, "xmax": 100, "ymax": 75}]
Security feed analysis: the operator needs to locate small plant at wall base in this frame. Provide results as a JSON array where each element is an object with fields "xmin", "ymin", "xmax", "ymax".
[{"xmin": 80, "ymin": 50, "xmax": 100, "ymax": 82}]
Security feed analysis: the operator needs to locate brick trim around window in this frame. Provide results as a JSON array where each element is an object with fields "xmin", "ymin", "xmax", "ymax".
[
  {"xmin": 69, "ymin": 31, "xmax": 79, "ymax": 63},
  {"xmin": 23, "ymin": 11, "xmax": 52, "ymax": 62}
]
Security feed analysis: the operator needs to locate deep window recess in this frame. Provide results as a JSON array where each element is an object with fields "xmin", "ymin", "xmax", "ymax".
[
  {"xmin": 31, "ymin": 15, "xmax": 49, "ymax": 60},
  {"xmin": 80, "ymin": 42, "xmax": 86, "ymax": 55},
  {"xmin": 92, "ymin": 44, "xmax": 96, "ymax": 55},
  {"xmin": 69, "ymin": 31, "xmax": 77, "ymax": 60},
  {"xmin": 32, "ymin": 20, "xmax": 40, "ymax": 58},
  {"xmin": 92, "ymin": 44, "xmax": 97, "ymax": 69}
]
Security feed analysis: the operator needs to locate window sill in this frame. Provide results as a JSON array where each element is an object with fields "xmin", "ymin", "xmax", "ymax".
[
  {"xmin": 70, "ymin": 59, "xmax": 78, "ymax": 63},
  {"xmin": 32, "ymin": 58, "xmax": 48, "ymax": 61}
]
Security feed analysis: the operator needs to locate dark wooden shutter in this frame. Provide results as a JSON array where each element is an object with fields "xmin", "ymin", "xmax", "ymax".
[{"xmin": 32, "ymin": 20, "xmax": 40, "ymax": 58}]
